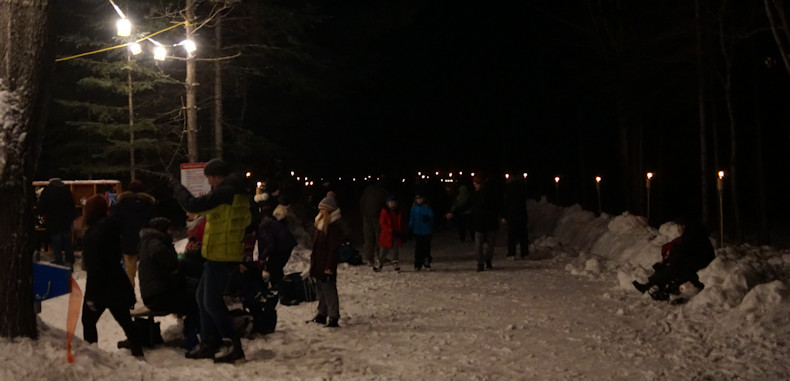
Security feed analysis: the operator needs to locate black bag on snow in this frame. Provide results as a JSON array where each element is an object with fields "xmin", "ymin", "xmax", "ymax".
[
  {"xmin": 279, "ymin": 272, "xmax": 317, "ymax": 306},
  {"xmin": 338, "ymin": 242, "xmax": 363, "ymax": 266}
]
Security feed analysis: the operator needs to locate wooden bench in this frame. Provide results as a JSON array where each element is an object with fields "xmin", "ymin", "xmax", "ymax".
[{"xmin": 130, "ymin": 306, "xmax": 170, "ymax": 347}]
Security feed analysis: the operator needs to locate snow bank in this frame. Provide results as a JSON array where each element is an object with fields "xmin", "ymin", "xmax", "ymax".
[{"xmin": 530, "ymin": 200, "xmax": 790, "ymax": 339}]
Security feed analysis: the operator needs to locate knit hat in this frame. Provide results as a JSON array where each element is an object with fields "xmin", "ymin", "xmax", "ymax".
[
  {"xmin": 203, "ymin": 158, "xmax": 230, "ymax": 177},
  {"xmin": 83, "ymin": 194, "xmax": 108, "ymax": 226},
  {"xmin": 127, "ymin": 179, "xmax": 144, "ymax": 193},
  {"xmin": 318, "ymin": 196, "xmax": 338, "ymax": 211},
  {"xmin": 146, "ymin": 217, "xmax": 172, "ymax": 234}
]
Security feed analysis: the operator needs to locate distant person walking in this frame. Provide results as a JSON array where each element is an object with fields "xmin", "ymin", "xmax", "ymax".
[
  {"xmin": 173, "ymin": 158, "xmax": 252, "ymax": 363},
  {"xmin": 409, "ymin": 193, "xmax": 435, "ymax": 271},
  {"xmin": 375, "ymin": 195, "xmax": 404, "ymax": 272},
  {"xmin": 446, "ymin": 174, "xmax": 501, "ymax": 271},
  {"xmin": 449, "ymin": 185, "xmax": 473, "ymax": 242},
  {"xmin": 359, "ymin": 181, "xmax": 387, "ymax": 265},
  {"xmin": 504, "ymin": 177, "xmax": 529, "ymax": 259},
  {"xmin": 37, "ymin": 178, "xmax": 76, "ymax": 267},
  {"xmin": 111, "ymin": 179, "xmax": 156, "ymax": 288}
]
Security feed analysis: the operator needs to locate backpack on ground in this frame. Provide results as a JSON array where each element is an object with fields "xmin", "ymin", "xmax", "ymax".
[
  {"xmin": 339, "ymin": 242, "xmax": 363, "ymax": 266},
  {"xmin": 279, "ymin": 272, "xmax": 317, "ymax": 306}
]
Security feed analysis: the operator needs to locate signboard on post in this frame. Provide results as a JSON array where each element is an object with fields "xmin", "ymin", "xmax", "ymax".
[{"xmin": 180, "ymin": 163, "xmax": 211, "ymax": 196}]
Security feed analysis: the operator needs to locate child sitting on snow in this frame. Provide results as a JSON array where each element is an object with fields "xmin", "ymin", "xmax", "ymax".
[{"xmin": 633, "ymin": 220, "xmax": 716, "ymax": 301}]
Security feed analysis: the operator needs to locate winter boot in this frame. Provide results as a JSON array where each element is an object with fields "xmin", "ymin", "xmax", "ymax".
[
  {"xmin": 327, "ymin": 317, "xmax": 340, "ymax": 328},
  {"xmin": 308, "ymin": 314, "xmax": 327, "ymax": 324},
  {"xmin": 129, "ymin": 343, "xmax": 144, "ymax": 358},
  {"xmin": 632, "ymin": 281, "xmax": 650, "ymax": 294},
  {"xmin": 485, "ymin": 260, "xmax": 493, "ymax": 270},
  {"xmin": 477, "ymin": 264, "xmax": 484, "ymax": 272},
  {"xmin": 214, "ymin": 337, "xmax": 245, "ymax": 364},
  {"xmin": 185, "ymin": 340, "xmax": 220, "ymax": 359}
]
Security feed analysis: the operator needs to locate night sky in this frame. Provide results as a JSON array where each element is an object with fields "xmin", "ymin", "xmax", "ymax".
[{"xmin": 41, "ymin": 1, "xmax": 790, "ymax": 240}]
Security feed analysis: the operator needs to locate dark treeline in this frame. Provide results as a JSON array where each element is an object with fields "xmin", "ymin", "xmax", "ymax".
[{"xmin": 38, "ymin": 0, "xmax": 790, "ymax": 246}]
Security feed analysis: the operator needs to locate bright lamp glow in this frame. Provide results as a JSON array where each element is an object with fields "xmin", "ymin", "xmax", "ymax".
[
  {"xmin": 180, "ymin": 39, "xmax": 197, "ymax": 54},
  {"xmin": 595, "ymin": 176, "xmax": 602, "ymax": 183},
  {"xmin": 116, "ymin": 18, "xmax": 131, "ymax": 37},
  {"xmin": 554, "ymin": 176, "xmax": 560, "ymax": 183},
  {"xmin": 129, "ymin": 42, "xmax": 142, "ymax": 55},
  {"xmin": 647, "ymin": 172, "xmax": 654, "ymax": 180},
  {"xmin": 523, "ymin": 172, "xmax": 528, "ymax": 178},
  {"xmin": 505, "ymin": 173, "xmax": 510, "ymax": 180},
  {"xmin": 153, "ymin": 46, "xmax": 167, "ymax": 61},
  {"xmin": 718, "ymin": 171, "xmax": 725, "ymax": 179}
]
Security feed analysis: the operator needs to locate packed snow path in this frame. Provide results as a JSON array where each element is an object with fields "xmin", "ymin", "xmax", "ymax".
[{"xmin": 20, "ymin": 226, "xmax": 787, "ymax": 380}]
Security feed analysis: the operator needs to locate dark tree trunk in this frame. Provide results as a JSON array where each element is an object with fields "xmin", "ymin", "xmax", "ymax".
[
  {"xmin": 696, "ymin": 0, "xmax": 711, "ymax": 227},
  {"xmin": 0, "ymin": 0, "xmax": 52, "ymax": 339}
]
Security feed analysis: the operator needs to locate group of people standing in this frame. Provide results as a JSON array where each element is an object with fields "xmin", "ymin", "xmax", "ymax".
[
  {"xmin": 37, "ymin": 163, "xmax": 535, "ymax": 364},
  {"xmin": 359, "ymin": 172, "xmax": 531, "ymax": 274}
]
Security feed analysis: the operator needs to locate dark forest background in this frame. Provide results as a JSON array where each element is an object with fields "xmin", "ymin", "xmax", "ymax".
[{"xmin": 38, "ymin": 0, "xmax": 790, "ymax": 246}]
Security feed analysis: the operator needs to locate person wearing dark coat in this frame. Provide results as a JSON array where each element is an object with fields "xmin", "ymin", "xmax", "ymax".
[
  {"xmin": 308, "ymin": 196, "xmax": 343, "ymax": 328},
  {"xmin": 172, "ymin": 158, "xmax": 252, "ymax": 363},
  {"xmin": 111, "ymin": 179, "xmax": 156, "ymax": 288},
  {"xmin": 504, "ymin": 178, "xmax": 529, "ymax": 259},
  {"xmin": 633, "ymin": 221, "xmax": 716, "ymax": 301},
  {"xmin": 137, "ymin": 217, "xmax": 200, "ymax": 349},
  {"xmin": 359, "ymin": 182, "xmax": 387, "ymax": 265},
  {"xmin": 37, "ymin": 178, "xmax": 76, "ymax": 266},
  {"xmin": 447, "ymin": 174, "xmax": 501, "ymax": 271},
  {"xmin": 80, "ymin": 194, "xmax": 143, "ymax": 357}
]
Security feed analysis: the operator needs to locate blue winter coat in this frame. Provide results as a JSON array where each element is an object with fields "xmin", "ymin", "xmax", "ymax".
[{"xmin": 409, "ymin": 204, "xmax": 435, "ymax": 236}]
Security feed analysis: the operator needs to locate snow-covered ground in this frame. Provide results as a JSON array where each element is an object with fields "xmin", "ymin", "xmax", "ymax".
[{"xmin": 3, "ymin": 198, "xmax": 790, "ymax": 380}]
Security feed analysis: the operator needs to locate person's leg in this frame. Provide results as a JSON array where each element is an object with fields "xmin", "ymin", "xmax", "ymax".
[
  {"xmin": 62, "ymin": 230, "xmax": 75, "ymax": 265},
  {"xmin": 425, "ymin": 234, "xmax": 433, "ymax": 266},
  {"xmin": 81, "ymin": 299, "xmax": 103, "ymax": 343},
  {"xmin": 123, "ymin": 254, "xmax": 138, "ymax": 288},
  {"xmin": 519, "ymin": 221, "xmax": 529, "ymax": 257},
  {"xmin": 507, "ymin": 225, "xmax": 517, "ymax": 257},
  {"xmin": 414, "ymin": 235, "xmax": 425, "ymax": 269},
  {"xmin": 474, "ymin": 232, "xmax": 485, "ymax": 270},
  {"xmin": 362, "ymin": 217, "xmax": 375, "ymax": 264},
  {"xmin": 200, "ymin": 261, "xmax": 236, "ymax": 340},
  {"xmin": 392, "ymin": 245, "xmax": 400, "ymax": 270},
  {"xmin": 107, "ymin": 301, "xmax": 143, "ymax": 356},
  {"xmin": 484, "ymin": 232, "xmax": 496, "ymax": 268},
  {"xmin": 49, "ymin": 232, "xmax": 64, "ymax": 264},
  {"xmin": 315, "ymin": 278, "xmax": 328, "ymax": 319},
  {"xmin": 457, "ymin": 215, "xmax": 466, "ymax": 242},
  {"xmin": 323, "ymin": 276, "xmax": 340, "ymax": 326}
]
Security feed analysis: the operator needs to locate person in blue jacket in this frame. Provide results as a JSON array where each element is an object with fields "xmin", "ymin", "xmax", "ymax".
[{"xmin": 409, "ymin": 193, "xmax": 435, "ymax": 271}]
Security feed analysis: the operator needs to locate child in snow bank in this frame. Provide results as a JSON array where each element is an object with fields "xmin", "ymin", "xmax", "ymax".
[
  {"xmin": 633, "ymin": 220, "xmax": 716, "ymax": 301},
  {"xmin": 409, "ymin": 193, "xmax": 435, "ymax": 271},
  {"xmin": 375, "ymin": 195, "xmax": 404, "ymax": 272},
  {"xmin": 308, "ymin": 196, "xmax": 343, "ymax": 327}
]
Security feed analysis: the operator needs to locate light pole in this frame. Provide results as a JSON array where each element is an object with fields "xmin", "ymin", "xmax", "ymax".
[
  {"xmin": 595, "ymin": 176, "xmax": 602, "ymax": 215},
  {"xmin": 646, "ymin": 172, "xmax": 653, "ymax": 223},
  {"xmin": 554, "ymin": 176, "xmax": 561, "ymax": 205},
  {"xmin": 185, "ymin": 0, "xmax": 198, "ymax": 163},
  {"xmin": 717, "ymin": 171, "xmax": 725, "ymax": 248}
]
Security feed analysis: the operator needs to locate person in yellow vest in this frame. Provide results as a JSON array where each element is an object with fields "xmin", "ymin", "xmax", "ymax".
[{"xmin": 172, "ymin": 158, "xmax": 252, "ymax": 364}]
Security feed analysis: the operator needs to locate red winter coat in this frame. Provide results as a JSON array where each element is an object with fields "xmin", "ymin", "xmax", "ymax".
[{"xmin": 378, "ymin": 208, "xmax": 403, "ymax": 249}]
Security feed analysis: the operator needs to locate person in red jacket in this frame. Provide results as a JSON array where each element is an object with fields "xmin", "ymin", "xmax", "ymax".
[{"xmin": 375, "ymin": 195, "xmax": 404, "ymax": 272}]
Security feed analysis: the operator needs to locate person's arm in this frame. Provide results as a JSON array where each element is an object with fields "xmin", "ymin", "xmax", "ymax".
[{"xmin": 172, "ymin": 182, "xmax": 228, "ymax": 213}]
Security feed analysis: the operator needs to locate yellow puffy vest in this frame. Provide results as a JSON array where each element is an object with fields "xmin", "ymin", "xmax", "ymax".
[{"xmin": 201, "ymin": 194, "xmax": 251, "ymax": 262}]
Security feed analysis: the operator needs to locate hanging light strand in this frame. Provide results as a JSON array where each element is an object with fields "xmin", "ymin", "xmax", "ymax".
[{"xmin": 55, "ymin": 21, "xmax": 187, "ymax": 62}]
